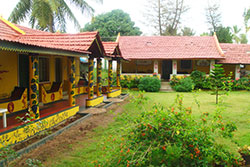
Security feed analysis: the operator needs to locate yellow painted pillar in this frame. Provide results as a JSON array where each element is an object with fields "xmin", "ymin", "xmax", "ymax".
[
  {"xmin": 68, "ymin": 57, "xmax": 76, "ymax": 106},
  {"xmin": 29, "ymin": 55, "xmax": 39, "ymax": 119},
  {"xmin": 108, "ymin": 60, "xmax": 113, "ymax": 93},
  {"xmin": 88, "ymin": 58, "xmax": 94, "ymax": 99},
  {"xmin": 116, "ymin": 59, "xmax": 121, "ymax": 88},
  {"xmin": 96, "ymin": 58, "xmax": 102, "ymax": 97}
]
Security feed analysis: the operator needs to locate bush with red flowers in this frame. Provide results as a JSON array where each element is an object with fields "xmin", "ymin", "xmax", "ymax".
[{"xmin": 96, "ymin": 95, "xmax": 242, "ymax": 167}]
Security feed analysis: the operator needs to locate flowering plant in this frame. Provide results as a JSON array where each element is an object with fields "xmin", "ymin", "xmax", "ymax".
[
  {"xmin": 152, "ymin": 72, "xmax": 158, "ymax": 76},
  {"xmin": 239, "ymin": 145, "xmax": 250, "ymax": 156},
  {"xmin": 96, "ymin": 94, "xmax": 241, "ymax": 167}
]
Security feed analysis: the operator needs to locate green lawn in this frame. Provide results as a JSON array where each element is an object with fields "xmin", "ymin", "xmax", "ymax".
[
  {"xmin": 143, "ymin": 91, "xmax": 250, "ymax": 146},
  {"xmin": 45, "ymin": 91, "xmax": 250, "ymax": 167}
]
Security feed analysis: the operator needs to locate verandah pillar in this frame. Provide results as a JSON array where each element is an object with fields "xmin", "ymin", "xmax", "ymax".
[
  {"xmin": 116, "ymin": 59, "xmax": 121, "ymax": 88},
  {"xmin": 68, "ymin": 57, "xmax": 76, "ymax": 106},
  {"xmin": 172, "ymin": 60, "xmax": 177, "ymax": 75},
  {"xmin": 210, "ymin": 60, "xmax": 215, "ymax": 73},
  {"xmin": 29, "ymin": 55, "xmax": 39, "ymax": 119},
  {"xmin": 108, "ymin": 60, "xmax": 113, "ymax": 93},
  {"xmin": 153, "ymin": 60, "xmax": 158, "ymax": 74},
  {"xmin": 96, "ymin": 58, "xmax": 102, "ymax": 97},
  {"xmin": 235, "ymin": 64, "xmax": 241, "ymax": 80},
  {"xmin": 88, "ymin": 58, "xmax": 94, "ymax": 99}
]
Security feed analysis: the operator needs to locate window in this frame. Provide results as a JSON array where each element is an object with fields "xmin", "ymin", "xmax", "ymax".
[
  {"xmin": 180, "ymin": 60, "xmax": 192, "ymax": 70},
  {"xmin": 39, "ymin": 57, "xmax": 49, "ymax": 82}
]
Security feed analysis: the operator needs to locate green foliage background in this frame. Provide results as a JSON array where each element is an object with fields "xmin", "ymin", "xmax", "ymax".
[{"xmin": 81, "ymin": 9, "xmax": 142, "ymax": 41}]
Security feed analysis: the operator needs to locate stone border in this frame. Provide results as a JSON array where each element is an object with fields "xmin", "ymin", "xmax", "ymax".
[{"xmin": 120, "ymin": 93, "xmax": 129, "ymax": 99}]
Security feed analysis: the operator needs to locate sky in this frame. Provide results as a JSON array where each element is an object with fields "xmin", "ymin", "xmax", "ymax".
[{"xmin": 0, "ymin": 0, "xmax": 250, "ymax": 38}]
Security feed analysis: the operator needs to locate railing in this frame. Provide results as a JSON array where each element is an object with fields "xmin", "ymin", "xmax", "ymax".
[
  {"xmin": 121, "ymin": 73, "xmax": 161, "ymax": 80},
  {"xmin": 170, "ymin": 74, "xmax": 210, "ymax": 79}
]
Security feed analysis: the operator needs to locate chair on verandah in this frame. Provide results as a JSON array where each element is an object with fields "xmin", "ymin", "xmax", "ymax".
[
  {"xmin": 41, "ymin": 82, "xmax": 63, "ymax": 104},
  {"xmin": 0, "ymin": 87, "xmax": 28, "ymax": 114}
]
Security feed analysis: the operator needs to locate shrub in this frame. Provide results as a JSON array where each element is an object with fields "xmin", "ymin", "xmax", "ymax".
[
  {"xmin": 169, "ymin": 75, "xmax": 180, "ymax": 87},
  {"xmin": 121, "ymin": 76, "xmax": 140, "ymax": 88},
  {"xmin": 98, "ymin": 95, "xmax": 241, "ymax": 167},
  {"xmin": 174, "ymin": 77, "xmax": 194, "ymax": 92},
  {"xmin": 231, "ymin": 77, "xmax": 250, "ymax": 90},
  {"xmin": 201, "ymin": 77, "xmax": 212, "ymax": 89},
  {"xmin": 138, "ymin": 77, "xmax": 161, "ymax": 92},
  {"xmin": 190, "ymin": 70, "xmax": 206, "ymax": 89}
]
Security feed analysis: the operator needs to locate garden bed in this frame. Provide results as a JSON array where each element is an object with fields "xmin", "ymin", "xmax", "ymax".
[
  {"xmin": 0, "ymin": 113, "xmax": 91, "ymax": 166},
  {"xmin": 12, "ymin": 113, "xmax": 86, "ymax": 151},
  {"xmin": 10, "ymin": 98, "xmax": 130, "ymax": 167}
]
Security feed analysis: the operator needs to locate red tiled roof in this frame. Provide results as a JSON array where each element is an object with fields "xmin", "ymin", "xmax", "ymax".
[
  {"xmin": 219, "ymin": 43, "xmax": 250, "ymax": 64},
  {"xmin": 18, "ymin": 32, "xmax": 99, "ymax": 53},
  {"xmin": 0, "ymin": 19, "xmax": 20, "ymax": 42},
  {"xmin": 0, "ymin": 18, "xmax": 107, "ymax": 55},
  {"xmin": 103, "ymin": 42, "xmax": 118, "ymax": 56},
  {"xmin": 102, "ymin": 42, "xmax": 123, "ymax": 59},
  {"xmin": 119, "ymin": 36, "xmax": 224, "ymax": 60}
]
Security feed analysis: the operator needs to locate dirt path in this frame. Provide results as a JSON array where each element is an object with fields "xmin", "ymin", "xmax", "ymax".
[{"xmin": 11, "ymin": 99, "xmax": 129, "ymax": 167}]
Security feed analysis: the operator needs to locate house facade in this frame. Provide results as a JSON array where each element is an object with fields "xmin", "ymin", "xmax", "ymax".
[
  {"xmin": 119, "ymin": 35, "xmax": 250, "ymax": 80},
  {"xmin": 219, "ymin": 43, "xmax": 250, "ymax": 79},
  {"xmin": 0, "ymin": 17, "xmax": 122, "ymax": 147}
]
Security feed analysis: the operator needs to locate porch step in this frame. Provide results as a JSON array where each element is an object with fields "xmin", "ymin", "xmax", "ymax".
[{"xmin": 160, "ymin": 82, "xmax": 174, "ymax": 92}]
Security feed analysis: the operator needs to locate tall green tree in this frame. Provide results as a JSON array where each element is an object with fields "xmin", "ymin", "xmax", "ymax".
[
  {"xmin": 231, "ymin": 25, "xmax": 241, "ymax": 43},
  {"xmin": 243, "ymin": 8, "xmax": 250, "ymax": 33},
  {"xmin": 81, "ymin": 10, "xmax": 142, "ymax": 41},
  {"xmin": 231, "ymin": 25, "xmax": 248, "ymax": 44},
  {"xmin": 240, "ymin": 34, "xmax": 248, "ymax": 44},
  {"xmin": 200, "ymin": 32, "xmax": 210, "ymax": 36},
  {"xmin": 215, "ymin": 26, "xmax": 233, "ymax": 43},
  {"xmin": 181, "ymin": 27, "xmax": 195, "ymax": 36},
  {"xmin": 9, "ymin": 0, "xmax": 101, "ymax": 32}
]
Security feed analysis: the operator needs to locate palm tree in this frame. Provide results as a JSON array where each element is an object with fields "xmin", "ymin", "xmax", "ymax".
[
  {"xmin": 9, "ymin": 0, "xmax": 102, "ymax": 33},
  {"xmin": 231, "ymin": 25, "xmax": 241, "ymax": 43}
]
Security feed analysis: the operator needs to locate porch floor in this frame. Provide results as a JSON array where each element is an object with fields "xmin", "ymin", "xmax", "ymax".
[{"xmin": 0, "ymin": 93, "xmax": 107, "ymax": 133}]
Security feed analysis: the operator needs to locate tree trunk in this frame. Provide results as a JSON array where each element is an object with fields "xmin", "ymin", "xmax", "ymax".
[
  {"xmin": 49, "ymin": 17, "xmax": 54, "ymax": 33},
  {"xmin": 158, "ymin": 0, "xmax": 162, "ymax": 35}
]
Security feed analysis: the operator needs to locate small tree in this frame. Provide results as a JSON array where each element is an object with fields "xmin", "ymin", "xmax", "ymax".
[{"xmin": 209, "ymin": 64, "xmax": 228, "ymax": 104}]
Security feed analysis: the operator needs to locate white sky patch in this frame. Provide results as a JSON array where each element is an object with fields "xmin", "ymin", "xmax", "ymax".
[{"xmin": 0, "ymin": 0, "xmax": 250, "ymax": 41}]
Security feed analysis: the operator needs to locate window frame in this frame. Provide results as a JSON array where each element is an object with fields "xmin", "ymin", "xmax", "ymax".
[
  {"xmin": 38, "ymin": 57, "xmax": 50, "ymax": 83},
  {"xmin": 180, "ymin": 60, "xmax": 192, "ymax": 70}
]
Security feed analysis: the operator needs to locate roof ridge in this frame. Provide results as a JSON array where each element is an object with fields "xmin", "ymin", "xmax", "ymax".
[
  {"xmin": 213, "ymin": 33, "xmax": 224, "ymax": 57},
  {"xmin": 0, "ymin": 16, "xmax": 25, "ymax": 35}
]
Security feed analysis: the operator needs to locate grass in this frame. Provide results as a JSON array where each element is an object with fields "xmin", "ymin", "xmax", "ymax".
[
  {"xmin": 93, "ymin": 68, "xmax": 117, "ymax": 86},
  {"xmin": 45, "ymin": 91, "xmax": 250, "ymax": 167}
]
